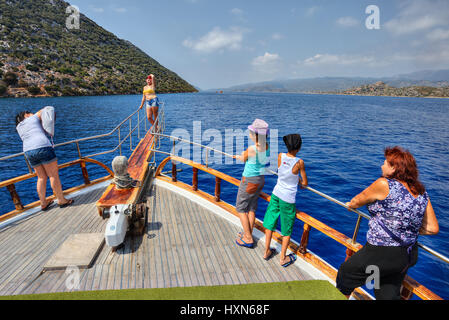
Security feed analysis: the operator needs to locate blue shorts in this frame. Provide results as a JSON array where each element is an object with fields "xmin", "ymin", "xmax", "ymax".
[
  {"xmin": 25, "ymin": 146, "xmax": 57, "ymax": 168},
  {"xmin": 146, "ymin": 97, "xmax": 160, "ymax": 109}
]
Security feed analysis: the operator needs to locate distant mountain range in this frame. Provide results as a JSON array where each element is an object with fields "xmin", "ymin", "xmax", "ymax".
[{"xmin": 209, "ymin": 70, "xmax": 449, "ymax": 94}]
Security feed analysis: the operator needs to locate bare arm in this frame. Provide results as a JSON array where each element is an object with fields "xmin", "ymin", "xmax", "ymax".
[
  {"xmin": 139, "ymin": 94, "xmax": 145, "ymax": 109},
  {"xmin": 292, "ymin": 159, "xmax": 308, "ymax": 188},
  {"xmin": 419, "ymin": 199, "xmax": 439, "ymax": 235},
  {"xmin": 234, "ymin": 146, "xmax": 254, "ymax": 163},
  {"xmin": 346, "ymin": 178, "xmax": 389, "ymax": 209},
  {"xmin": 35, "ymin": 110, "xmax": 43, "ymax": 119}
]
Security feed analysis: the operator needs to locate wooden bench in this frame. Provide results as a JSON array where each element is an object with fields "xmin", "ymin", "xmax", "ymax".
[{"xmin": 96, "ymin": 130, "xmax": 157, "ymax": 223}]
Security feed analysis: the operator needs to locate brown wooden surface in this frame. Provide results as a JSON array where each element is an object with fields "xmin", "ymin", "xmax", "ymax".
[
  {"xmin": 299, "ymin": 224, "xmax": 311, "ymax": 254},
  {"xmin": 192, "ymin": 167, "xmax": 198, "ymax": 191},
  {"xmin": 0, "ymin": 176, "xmax": 112, "ymax": 223},
  {"xmin": 96, "ymin": 131, "xmax": 156, "ymax": 209},
  {"xmin": 156, "ymin": 175, "xmax": 373, "ymax": 301},
  {"xmin": 6, "ymin": 184, "xmax": 24, "ymax": 211},
  {"xmin": 154, "ymin": 156, "xmax": 443, "ymax": 301},
  {"xmin": 0, "ymin": 158, "xmax": 113, "ymax": 189}
]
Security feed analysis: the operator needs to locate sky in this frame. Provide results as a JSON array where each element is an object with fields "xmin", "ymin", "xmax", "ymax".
[{"xmin": 70, "ymin": 0, "xmax": 449, "ymax": 90}]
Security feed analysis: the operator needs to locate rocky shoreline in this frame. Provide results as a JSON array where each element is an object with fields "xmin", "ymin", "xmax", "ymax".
[{"xmin": 326, "ymin": 81, "xmax": 449, "ymax": 98}]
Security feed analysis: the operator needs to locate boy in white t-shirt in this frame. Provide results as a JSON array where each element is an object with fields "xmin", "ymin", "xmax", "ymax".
[{"xmin": 262, "ymin": 134, "xmax": 308, "ymax": 267}]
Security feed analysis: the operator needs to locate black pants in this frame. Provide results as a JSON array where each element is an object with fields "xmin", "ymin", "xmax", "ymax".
[{"xmin": 336, "ymin": 242, "xmax": 418, "ymax": 300}]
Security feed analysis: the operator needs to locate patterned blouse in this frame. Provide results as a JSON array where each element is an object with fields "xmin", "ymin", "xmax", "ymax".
[{"xmin": 366, "ymin": 178, "xmax": 428, "ymax": 246}]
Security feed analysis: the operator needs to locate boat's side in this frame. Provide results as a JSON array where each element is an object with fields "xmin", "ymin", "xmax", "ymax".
[{"xmin": 154, "ymin": 155, "xmax": 443, "ymax": 300}]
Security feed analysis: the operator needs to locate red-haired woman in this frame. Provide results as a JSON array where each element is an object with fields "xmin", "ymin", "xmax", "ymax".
[
  {"xmin": 336, "ymin": 146, "xmax": 439, "ymax": 300},
  {"xmin": 139, "ymin": 74, "xmax": 159, "ymax": 127}
]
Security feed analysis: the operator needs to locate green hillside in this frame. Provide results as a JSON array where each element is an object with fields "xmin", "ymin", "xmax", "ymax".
[{"xmin": 0, "ymin": 0, "xmax": 197, "ymax": 97}]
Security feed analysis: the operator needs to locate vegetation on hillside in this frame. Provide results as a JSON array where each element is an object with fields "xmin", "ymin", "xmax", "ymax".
[
  {"xmin": 330, "ymin": 81, "xmax": 449, "ymax": 98},
  {"xmin": 0, "ymin": 0, "xmax": 197, "ymax": 97}
]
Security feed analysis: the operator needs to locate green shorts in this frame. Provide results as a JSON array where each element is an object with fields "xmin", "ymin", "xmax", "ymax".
[{"xmin": 263, "ymin": 193, "xmax": 296, "ymax": 237}]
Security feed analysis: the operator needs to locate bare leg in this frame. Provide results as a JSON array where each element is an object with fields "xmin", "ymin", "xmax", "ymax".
[
  {"xmin": 280, "ymin": 236, "xmax": 290, "ymax": 265},
  {"xmin": 34, "ymin": 165, "xmax": 50, "ymax": 208},
  {"xmin": 152, "ymin": 106, "xmax": 159, "ymax": 129},
  {"xmin": 146, "ymin": 107, "xmax": 154, "ymax": 125},
  {"xmin": 248, "ymin": 210, "xmax": 256, "ymax": 234},
  {"xmin": 280, "ymin": 235, "xmax": 292, "ymax": 265},
  {"xmin": 264, "ymin": 229, "xmax": 273, "ymax": 259},
  {"xmin": 236, "ymin": 212, "xmax": 254, "ymax": 245},
  {"xmin": 42, "ymin": 160, "xmax": 70, "ymax": 204}
]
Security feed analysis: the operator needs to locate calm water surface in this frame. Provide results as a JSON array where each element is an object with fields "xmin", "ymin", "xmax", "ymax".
[{"xmin": 0, "ymin": 92, "xmax": 448, "ymax": 299}]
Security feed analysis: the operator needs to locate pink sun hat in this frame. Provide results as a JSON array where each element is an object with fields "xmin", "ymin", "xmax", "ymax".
[{"xmin": 248, "ymin": 119, "xmax": 269, "ymax": 135}]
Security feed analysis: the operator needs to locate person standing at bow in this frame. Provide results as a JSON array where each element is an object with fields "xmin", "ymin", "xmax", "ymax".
[{"xmin": 139, "ymin": 74, "xmax": 159, "ymax": 127}]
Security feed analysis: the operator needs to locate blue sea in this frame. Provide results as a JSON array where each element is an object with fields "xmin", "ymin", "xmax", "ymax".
[{"xmin": 0, "ymin": 92, "xmax": 448, "ymax": 299}]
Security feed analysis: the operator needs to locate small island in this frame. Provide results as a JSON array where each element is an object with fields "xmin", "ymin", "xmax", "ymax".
[{"xmin": 326, "ymin": 81, "xmax": 449, "ymax": 98}]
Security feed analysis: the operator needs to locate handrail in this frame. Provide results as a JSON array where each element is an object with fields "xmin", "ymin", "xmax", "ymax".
[
  {"xmin": 0, "ymin": 103, "xmax": 165, "ymax": 164},
  {"xmin": 0, "ymin": 103, "xmax": 165, "ymax": 219},
  {"xmin": 149, "ymin": 133, "xmax": 449, "ymax": 266},
  {"xmin": 154, "ymin": 155, "xmax": 443, "ymax": 300}
]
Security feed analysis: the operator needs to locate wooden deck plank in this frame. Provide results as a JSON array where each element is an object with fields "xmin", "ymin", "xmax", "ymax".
[
  {"xmin": 163, "ymin": 187, "xmax": 191, "ymax": 287},
  {"xmin": 157, "ymin": 187, "xmax": 178, "ymax": 288},
  {"xmin": 0, "ymin": 189, "xmax": 103, "ymax": 295},
  {"xmin": 178, "ymin": 192, "xmax": 214, "ymax": 287},
  {"xmin": 168, "ymin": 190, "xmax": 204, "ymax": 288},
  {"xmin": 0, "ymin": 180, "xmax": 324, "ymax": 297}
]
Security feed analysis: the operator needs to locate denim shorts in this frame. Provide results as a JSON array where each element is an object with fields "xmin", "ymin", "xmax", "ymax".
[
  {"xmin": 25, "ymin": 146, "xmax": 57, "ymax": 168},
  {"xmin": 146, "ymin": 97, "xmax": 160, "ymax": 109}
]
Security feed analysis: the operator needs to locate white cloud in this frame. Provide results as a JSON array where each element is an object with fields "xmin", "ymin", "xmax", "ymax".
[
  {"xmin": 90, "ymin": 7, "xmax": 104, "ymax": 13},
  {"xmin": 306, "ymin": 6, "xmax": 320, "ymax": 17},
  {"xmin": 252, "ymin": 52, "xmax": 280, "ymax": 66},
  {"xmin": 113, "ymin": 7, "xmax": 127, "ymax": 13},
  {"xmin": 230, "ymin": 8, "xmax": 243, "ymax": 15},
  {"xmin": 385, "ymin": 0, "xmax": 449, "ymax": 35},
  {"xmin": 302, "ymin": 54, "xmax": 375, "ymax": 66},
  {"xmin": 336, "ymin": 17, "xmax": 360, "ymax": 27},
  {"xmin": 183, "ymin": 27, "xmax": 246, "ymax": 53},
  {"xmin": 426, "ymin": 28, "xmax": 449, "ymax": 41},
  {"xmin": 251, "ymin": 52, "xmax": 282, "ymax": 74},
  {"xmin": 271, "ymin": 33, "xmax": 284, "ymax": 40}
]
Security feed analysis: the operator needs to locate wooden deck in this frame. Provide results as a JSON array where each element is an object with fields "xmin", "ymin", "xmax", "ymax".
[{"xmin": 0, "ymin": 180, "xmax": 317, "ymax": 297}]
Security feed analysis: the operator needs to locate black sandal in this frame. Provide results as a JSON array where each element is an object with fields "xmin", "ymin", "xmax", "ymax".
[
  {"xmin": 59, "ymin": 199, "xmax": 74, "ymax": 208},
  {"xmin": 41, "ymin": 200, "xmax": 54, "ymax": 211}
]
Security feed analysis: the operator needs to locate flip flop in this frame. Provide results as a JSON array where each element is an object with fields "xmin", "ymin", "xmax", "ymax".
[
  {"xmin": 236, "ymin": 236, "xmax": 254, "ymax": 249},
  {"xmin": 263, "ymin": 248, "xmax": 276, "ymax": 261},
  {"xmin": 281, "ymin": 253, "xmax": 297, "ymax": 268},
  {"xmin": 59, "ymin": 199, "xmax": 74, "ymax": 208},
  {"xmin": 41, "ymin": 200, "xmax": 54, "ymax": 211}
]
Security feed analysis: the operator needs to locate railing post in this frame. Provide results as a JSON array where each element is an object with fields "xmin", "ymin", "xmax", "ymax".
[
  {"xmin": 6, "ymin": 184, "xmax": 24, "ymax": 211},
  {"xmin": 129, "ymin": 118, "xmax": 132, "ymax": 150},
  {"xmin": 75, "ymin": 141, "xmax": 82, "ymax": 159},
  {"xmin": 299, "ymin": 223, "xmax": 311, "ymax": 254},
  {"xmin": 351, "ymin": 215, "xmax": 362, "ymax": 244},
  {"xmin": 345, "ymin": 247, "xmax": 355, "ymax": 261},
  {"xmin": 192, "ymin": 167, "xmax": 198, "ymax": 191},
  {"xmin": 400, "ymin": 285, "xmax": 413, "ymax": 300},
  {"xmin": 80, "ymin": 160, "xmax": 90, "ymax": 185},
  {"xmin": 24, "ymin": 154, "xmax": 33, "ymax": 174},
  {"xmin": 214, "ymin": 177, "xmax": 221, "ymax": 202},
  {"xmin": 137, "ymin": 110, "xmax": 140, "ymax": 140},
  {"xmin": 118, "ymin": 127, "xmax": 122, "ymax": 156},
  {"xmin": 172, "ymin": 162, "xmax": 177, "ymax": 182}
]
